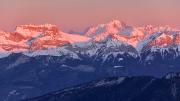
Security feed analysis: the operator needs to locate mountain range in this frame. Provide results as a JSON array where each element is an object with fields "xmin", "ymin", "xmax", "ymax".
[
  {"xmin": 0, "ymin": 20, "xmax": 180, "ymax": 55},
  {"xmin": 1, "ymin": 20, "xmax": 180, "ymax": 101}
]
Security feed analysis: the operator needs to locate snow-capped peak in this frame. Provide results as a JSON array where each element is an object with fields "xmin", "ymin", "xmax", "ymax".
[
  {"xmin": 15, "ymin": 24, "xmax": 59, "ymax": 38},
  {"xmin": 84, "ymin": 20, "xmax": 145, "ymax": 48},
  {"xmin": 107, "ymin": 20, "xmax": 126, "ymax": 27},
  {"xmin": 0, "ymin": 24, "xmax": 90, "ymax": 54},
  {"xmin": 85, "ymin": 20, "xmax": 127, "ymax": 36}
]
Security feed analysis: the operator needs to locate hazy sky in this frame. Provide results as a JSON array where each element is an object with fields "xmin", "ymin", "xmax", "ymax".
[{"xmin": 0, "ymin": 0, "xmax": 180, "ymax": 32}]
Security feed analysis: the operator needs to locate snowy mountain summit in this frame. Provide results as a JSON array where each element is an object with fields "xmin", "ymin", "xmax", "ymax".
[{"xmin": 0, "ymin": 20, "xmax": 180, "ymax": 58}]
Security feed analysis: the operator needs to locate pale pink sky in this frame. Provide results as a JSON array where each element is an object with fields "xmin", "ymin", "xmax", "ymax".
[{"xmin": 0, "ymin": 0, "xmax": 180, "ymax": 32}]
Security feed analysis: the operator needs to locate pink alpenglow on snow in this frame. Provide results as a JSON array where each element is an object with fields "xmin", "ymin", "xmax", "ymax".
[{"xmin": 0, "ymin": 20, "xmax": 180, "ymax": 54}]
